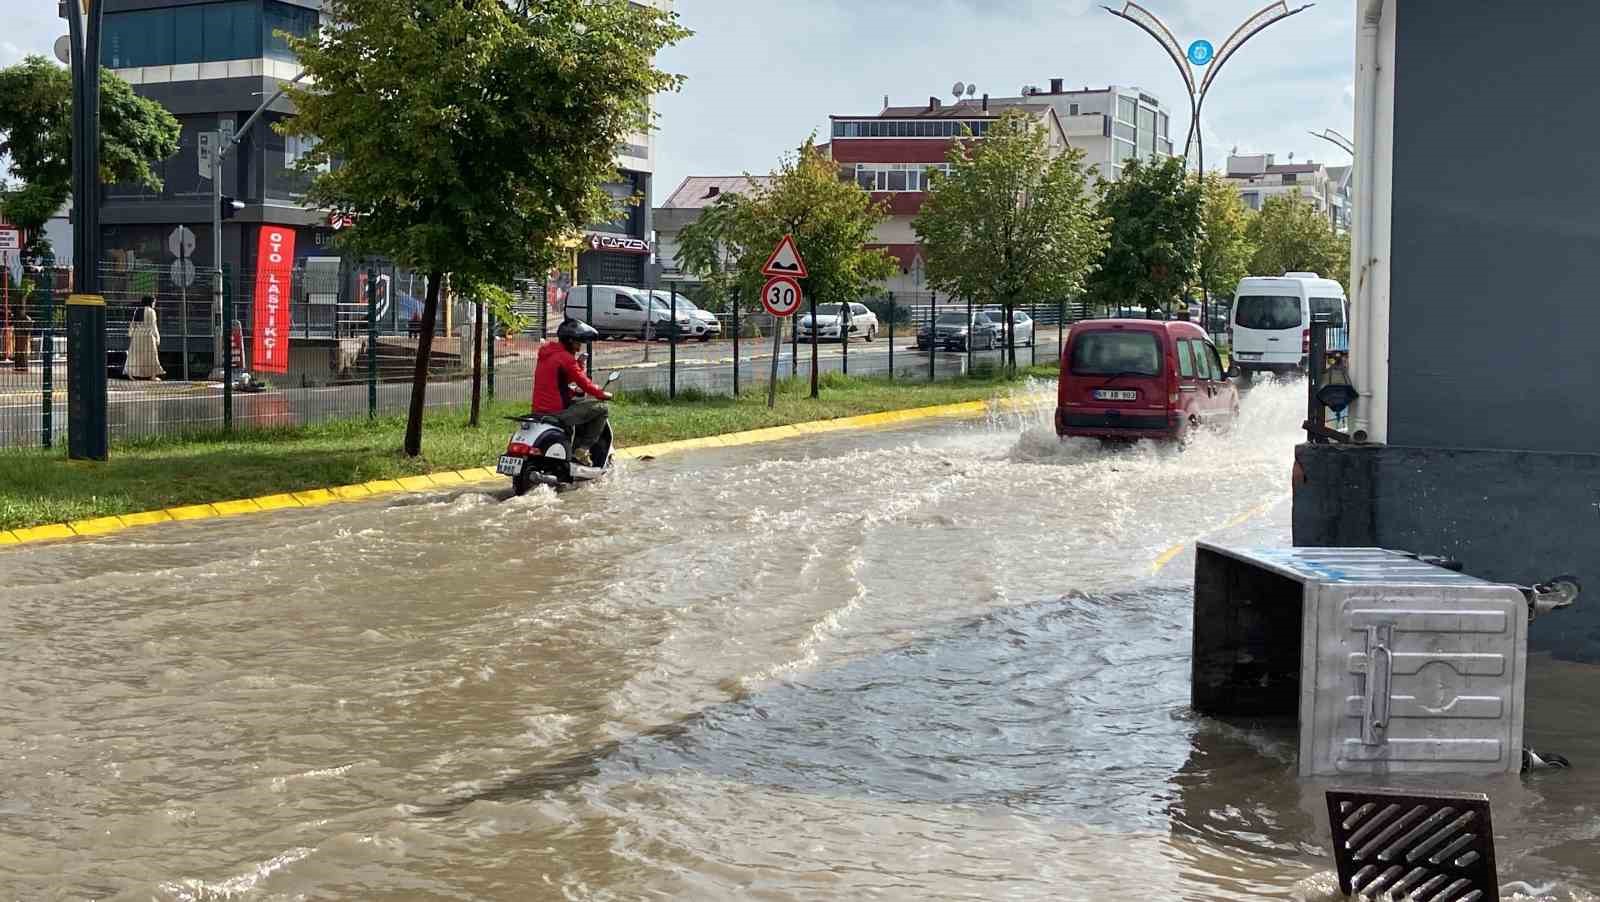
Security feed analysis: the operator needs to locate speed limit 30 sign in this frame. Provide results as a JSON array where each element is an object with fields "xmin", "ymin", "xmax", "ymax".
[{"xmin": 761, "ymin": 275, "xmax": 803, "ymax": 318}]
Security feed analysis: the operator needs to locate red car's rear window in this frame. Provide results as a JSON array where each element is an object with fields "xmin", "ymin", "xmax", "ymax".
[{"xmin": 1069, "ymin": 330, "xmax": 1162, "ymax": 376}]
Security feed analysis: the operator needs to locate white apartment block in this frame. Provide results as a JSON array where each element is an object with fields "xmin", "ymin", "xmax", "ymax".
[
  {"xmin": 994, "ymin": 79, "xmax": 1177, "ymax": 181},
  {"xmin": 1226, "ymin": 153, "xmax": 1351, "ymax": 233}
]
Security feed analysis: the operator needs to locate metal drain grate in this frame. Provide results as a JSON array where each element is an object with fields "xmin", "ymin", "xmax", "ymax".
[{"xmin": 1325, "ymin": 788, "xmax": 1498, "ymax": 901}]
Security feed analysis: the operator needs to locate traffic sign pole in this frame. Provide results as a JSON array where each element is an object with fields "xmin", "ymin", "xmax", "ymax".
[
  {"xmin": 760, "ymin": 274, "xmax": 804, "ymax": 409},
  {"xmin": 759, "ymin": 237, "xmax": 809, "ymax": 407},
  {"xmin": 767, "ymin": 309, "xmax": 783, "ymax": 410}
]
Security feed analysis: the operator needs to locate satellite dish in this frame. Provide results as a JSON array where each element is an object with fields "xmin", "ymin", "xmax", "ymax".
[
  {"xmin": 53, "ymin": 35, "xmax": 72, "ymax": 65},
  {"xmin": 966, "ymin": 84, "xmax": 977, "ymax": 99},
  {"xmin": 952, "ymin": 81, "xmax": 966, "ymax": 100}
]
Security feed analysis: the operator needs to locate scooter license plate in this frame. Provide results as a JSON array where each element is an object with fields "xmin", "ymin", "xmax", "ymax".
[{"xmin": 496, "ymin": 455, "xmax": 525, "ymax": 477}]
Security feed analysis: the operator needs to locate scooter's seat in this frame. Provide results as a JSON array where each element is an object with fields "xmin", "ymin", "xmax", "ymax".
[{"xmin": 507, "ymin": 414, "xmax": 568, "ymax": 429}]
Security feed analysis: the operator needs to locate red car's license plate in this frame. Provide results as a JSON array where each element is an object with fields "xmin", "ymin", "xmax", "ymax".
[{"xmin": 1094, "ymin": 389, "xmax": 1138, "ymax": 401}]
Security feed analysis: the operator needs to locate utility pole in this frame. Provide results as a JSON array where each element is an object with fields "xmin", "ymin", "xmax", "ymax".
[
  {"xmin": 208, "ymin": 70, "xmax": 308, "ymax": 381},
  {"xmin": 1104, "ymin": 1, "xmax": 1312, "ymax": 334},
  {"xmin": 63, "ymin": 0, "xmax": 108, "ymax": 460}
]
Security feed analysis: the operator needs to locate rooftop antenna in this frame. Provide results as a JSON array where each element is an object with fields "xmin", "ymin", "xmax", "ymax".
[
  {"xmin": 965, "ymin": 84, "xmax": 977, "ymax": 100},
  {"xmin": 952, "ymin": 81, "xmax": 966, "ymax": 102}
]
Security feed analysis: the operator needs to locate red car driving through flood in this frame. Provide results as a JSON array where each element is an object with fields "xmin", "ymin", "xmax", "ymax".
[{"xmin": 1055, "ymin": 319, "xmax": 1239, "ymax": 443}]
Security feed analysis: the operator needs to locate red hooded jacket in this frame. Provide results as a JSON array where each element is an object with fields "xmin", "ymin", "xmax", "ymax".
[{"xmin": 532, "ymin": 341, "xmax": 606, "ymax": 414}]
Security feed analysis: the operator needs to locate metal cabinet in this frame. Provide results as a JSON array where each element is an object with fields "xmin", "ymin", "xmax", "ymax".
[{"xmin": 1193, "ymin": 544, "xmax": 1529, "ymax": 777}]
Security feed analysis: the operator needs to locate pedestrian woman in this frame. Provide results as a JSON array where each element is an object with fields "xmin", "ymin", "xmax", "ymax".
[{"xmin": 124, "ymin": 295, "xmax": 164, "ymax": 381}]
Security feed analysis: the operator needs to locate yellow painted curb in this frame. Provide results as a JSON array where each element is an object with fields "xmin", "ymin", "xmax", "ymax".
[
  {"xmin": 119, "ymin": 510, "xmax": 173, "ymax": 527},
  {"xmin": 331, "ymin": 483, "xmax": 372, "ymax": 500},
  {"xmin": 212, "ymin": 499, "xmax": 263, "ymax": 517},
  {"xmin": 292, "ymin": 489, "xmax": 337, "ymax": 507},
  {"xmin": 67, "ymin": 516, "xmax": 126, "ymax": 536},
  {"xmin": 11, "ymin": 523, "xmax": 76, "ymax": 543},
  {"xmin": 253, "ymin": 494, "xmax": 303, "ymax": 512},
  {"xmin": 3, "ymin": 397, "xmax": 1012, "ymax": 549}
]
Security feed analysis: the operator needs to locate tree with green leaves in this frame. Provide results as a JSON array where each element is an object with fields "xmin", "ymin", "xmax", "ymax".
[
  {"xmin": 284, "ymin": 0, "xmax": 687, "ymax": 456},
  {"xmin": 675, "ymin": 139, "xmax": 896, "ymax": 394},
  {"xmin": 1086, "ymin": 156, "xmax": 1204, "ymax": 317},
  {"xmin": 1246, "ymin": 192, "xmax": 1348, "ymax": 291},
  {"xmin": 912, "ymin": 110, "xmax": 1106, "ymax": 373},
  {"xmin": 0, "ymin": 56, "xmax": 180, "ymax": 265},
  {"xmin": 1197, "ymin": 173, "xmax": 1256, "ymax": 306}
]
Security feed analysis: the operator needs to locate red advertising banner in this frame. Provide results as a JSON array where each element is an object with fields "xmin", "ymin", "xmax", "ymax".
[{"xmin": 252, "ymin": 226, "xmax": 296, "ymax": 374}]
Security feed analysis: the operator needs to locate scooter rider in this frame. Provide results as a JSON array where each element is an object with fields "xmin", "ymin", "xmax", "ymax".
[{"xmin": 533, "ymin": 318, "xmax": 614, "ymax": 466}]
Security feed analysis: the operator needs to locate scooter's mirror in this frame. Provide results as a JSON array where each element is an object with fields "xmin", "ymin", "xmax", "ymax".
[{"xmin": 606, "ymin": 371, "xmax": 621, "ymax": 385}]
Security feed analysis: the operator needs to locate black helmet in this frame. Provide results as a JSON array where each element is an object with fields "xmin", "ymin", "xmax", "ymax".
[{"xmin": 557, "ymin": 318, "xmax": 598, "ymax": 343}]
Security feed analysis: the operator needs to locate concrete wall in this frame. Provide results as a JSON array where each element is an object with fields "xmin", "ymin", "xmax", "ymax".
[
  {"xmin": 1295, "ymin": 443, "xmax": 1600, "ymax": 662},
  {"xmin": 1293, "ymin": 1, "xmax": 1600, "ymax": 662},
  {"xmin": 1388, "ymin": 0, "xmax": 1600, "ymax": 453}
]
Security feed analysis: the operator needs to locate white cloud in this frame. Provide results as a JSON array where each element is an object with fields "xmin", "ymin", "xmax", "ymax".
[
  {"xmin": 654, "ymin": 0, "xmax": 1355, "ymax": 194},
  {"xmin": 0, "ymin": 5, "xmax": 63, "ymax": 67}
]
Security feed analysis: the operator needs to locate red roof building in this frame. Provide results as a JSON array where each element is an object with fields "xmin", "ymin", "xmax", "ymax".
[{"xmin": 828, "ymin": 96, "xmax": 1069, "ymax": 299}]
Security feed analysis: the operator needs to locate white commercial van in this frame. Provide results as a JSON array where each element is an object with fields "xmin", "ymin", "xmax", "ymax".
[
  {"xmin": 564, "ymin": 285, "xmax": 691, "ymax": 339},
  {"xmin": 1228, "ymin": 273, "xmax": 1348, "ymax": 378}
]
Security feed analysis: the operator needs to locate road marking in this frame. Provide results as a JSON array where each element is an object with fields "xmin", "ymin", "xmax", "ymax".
[{"xmin": 1150, "ymin": 494, "xmax": 1291, "ymax": 575}]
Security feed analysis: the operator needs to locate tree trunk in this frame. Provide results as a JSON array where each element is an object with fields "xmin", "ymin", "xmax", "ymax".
[
  {"xmin": 469, "ymin": 298, "xmax": 484, "ymax": 427},
  {"xmin": 403, "ymin": 269, "xmax": 444, "ymax": 457}
]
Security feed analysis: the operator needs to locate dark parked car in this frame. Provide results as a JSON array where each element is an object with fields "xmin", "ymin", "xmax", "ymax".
[{"xmin": 915, "ymin": 311, "xmax": 1003, "ymax": 350}]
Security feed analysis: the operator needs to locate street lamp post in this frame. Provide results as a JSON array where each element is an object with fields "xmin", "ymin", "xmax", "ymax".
[
  {"xmin": 63, "ymin": 0, "xmax": 109, "ymax": 460},
  {"xmin": 209, "ymin": 70, "xmax": 308, "ymax": 384},
  {"xmin": 1104, "ymin": 1, "xmax": 1313, "ymax": 336},
  {"xmin": 1104, "ymin": 2, "xmax": 1314, "ymax": 178},
  {"xmin": 1311, "ymin": 129, "xmax": 1356, "ymax": 232}
]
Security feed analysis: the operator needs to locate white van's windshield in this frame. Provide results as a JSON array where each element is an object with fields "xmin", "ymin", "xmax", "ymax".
[{"xmin": 1236, "ymin": 295, "xmax": 1303, "ymax": 331}]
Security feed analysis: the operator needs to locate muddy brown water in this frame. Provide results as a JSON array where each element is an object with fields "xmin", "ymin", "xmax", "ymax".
[{"xmin": 0, "ymin": 382, "xmax": 1595, "ymax": 900}]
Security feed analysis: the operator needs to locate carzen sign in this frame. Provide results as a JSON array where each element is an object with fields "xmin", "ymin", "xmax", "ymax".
[{"xmin": 251, "ymin": 227, "xmax": 297, "ymax": 374}]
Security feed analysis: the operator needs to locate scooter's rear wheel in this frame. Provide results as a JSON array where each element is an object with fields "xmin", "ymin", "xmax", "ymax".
[{"xmin": 512, "ymin": 470, "xmax": 535, "ymax": 497}]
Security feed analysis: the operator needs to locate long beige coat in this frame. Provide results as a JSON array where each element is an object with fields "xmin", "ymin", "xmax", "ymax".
[{"xmin": 124, "ymin": 306, "xmax": 164, "ymax": 380}]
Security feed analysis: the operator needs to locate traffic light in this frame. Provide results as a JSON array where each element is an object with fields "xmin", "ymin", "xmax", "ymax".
[{"xmin": 220, "ymin": 196, "xmax": 245, "ymax": 220}]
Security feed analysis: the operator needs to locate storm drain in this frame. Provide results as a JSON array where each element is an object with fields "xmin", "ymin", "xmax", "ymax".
[{"xmin": 1325, "ymin": 787, "xmax": 1498, "ymax": 901}]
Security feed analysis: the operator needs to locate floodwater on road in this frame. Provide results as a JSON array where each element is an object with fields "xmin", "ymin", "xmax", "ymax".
[{"xmin": 1, "ymin": 381, "xmax": 1596, "ymax": 900}]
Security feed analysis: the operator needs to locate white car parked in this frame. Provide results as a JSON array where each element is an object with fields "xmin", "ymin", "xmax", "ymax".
[
  {"xmin": 651, "ymin": 291, "xmax": 722, "ymax": 342},
  {"xmin": 798, "ymin": 302, "xmax": 879, "ymax": 343}
]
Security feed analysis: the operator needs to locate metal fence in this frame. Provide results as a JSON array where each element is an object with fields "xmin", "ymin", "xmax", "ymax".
[{"xmin": 0, "ymin": 265, "xmax": 1100, "ymax": 449}]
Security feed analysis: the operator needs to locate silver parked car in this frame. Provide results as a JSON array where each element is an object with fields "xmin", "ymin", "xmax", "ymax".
[
  {"xmin": 982, "ymin": 308, "xmax": 1036, "ymax": 347},
  {"xmin": 651, "ymin": 291, "xmax": 722, "ymax": 342}
]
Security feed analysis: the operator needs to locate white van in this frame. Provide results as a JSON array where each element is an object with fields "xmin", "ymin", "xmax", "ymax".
[
  {"xmin": 564, "ymin": 285, "xmax": 691, "ymax": 339},
  {"xmin": 1228, "ymin": 273, "xmax": 1348, "ymax": 377}
]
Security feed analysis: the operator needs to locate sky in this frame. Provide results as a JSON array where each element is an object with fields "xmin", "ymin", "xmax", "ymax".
[
  {"xmin": 2, "ymin": 0, "xmax": 1356, "ymax": 205},
  {"xmin": 652, "ymin": 0, "xmax": 1355, "ymax": 200}
]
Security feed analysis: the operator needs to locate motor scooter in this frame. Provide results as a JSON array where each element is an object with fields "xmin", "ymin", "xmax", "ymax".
[{"xmin": 497, "ymin": 371, "xmax": 621, "ymax": 496}]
